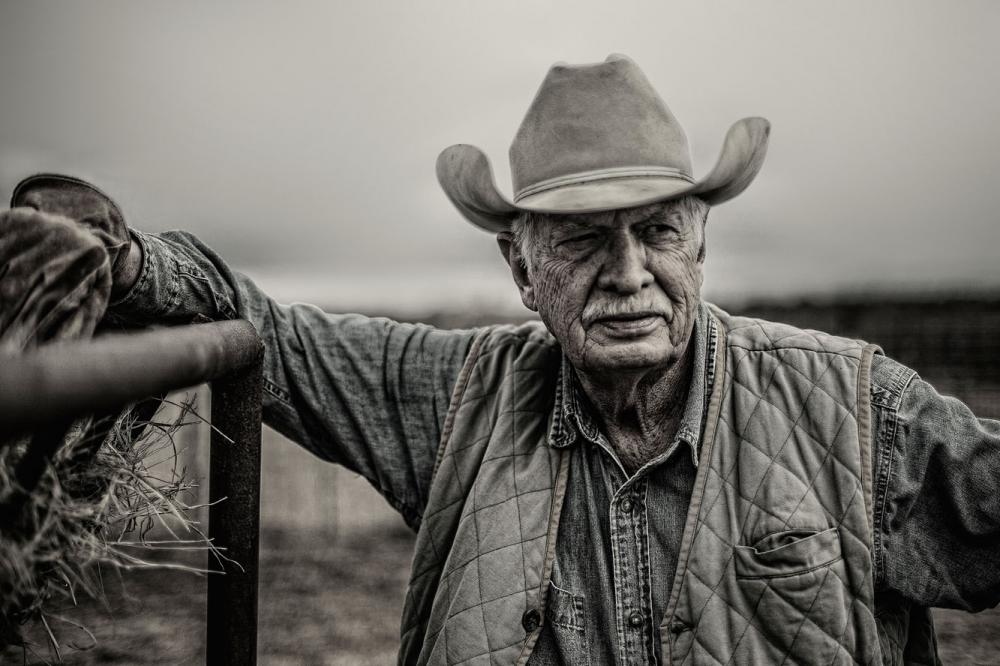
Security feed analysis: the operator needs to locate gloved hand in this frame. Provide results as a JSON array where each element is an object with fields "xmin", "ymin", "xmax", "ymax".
[
  {"xmin": 10, "ymin": 174, "xmax": 139, "ymax": 298},
  {"xmin": 0, "ymin": 207, "xmax": 111, "ymax": 351}
]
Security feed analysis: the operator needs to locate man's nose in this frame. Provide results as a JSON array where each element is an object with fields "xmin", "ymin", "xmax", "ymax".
[{"xmin": 597, "ymin": 233, "xmax": 653, "ymax": 295}]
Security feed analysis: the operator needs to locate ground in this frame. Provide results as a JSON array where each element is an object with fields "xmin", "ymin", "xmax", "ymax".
[{"xmin": 3, "ymin": 525, "xmax": 998, "ymax": 665}]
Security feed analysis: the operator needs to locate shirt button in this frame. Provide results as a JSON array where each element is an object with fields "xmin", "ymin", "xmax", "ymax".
[
  {"xmin": 628, "ymin": 610, "xmax": 643, "ymax": 628},
  {"xmin": 620, "ymin": 498, "xmax": 634, "ymax": 512},
  {"xmin": 521, "ymin": 608, "xmax": 541, "ymax": 633}
]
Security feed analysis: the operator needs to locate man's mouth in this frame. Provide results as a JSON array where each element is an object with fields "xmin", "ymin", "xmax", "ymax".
[{"xmin": 590, "ymin": 311, "xmax": 665, "ymax": 337}]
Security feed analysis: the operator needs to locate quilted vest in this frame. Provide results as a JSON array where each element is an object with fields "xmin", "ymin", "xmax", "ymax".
[
  {"xmin": 398, "ymin": 307, "xmax": 924, "ymax": 665},
  {"xmin": 664, "ymin": 306, "xmax": 882, "ymax": 665}
]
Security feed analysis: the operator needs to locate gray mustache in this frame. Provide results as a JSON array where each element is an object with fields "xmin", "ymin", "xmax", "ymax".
[{"xmin": 582, "ymin": 299, "xmax": 673, "ymax": 325}]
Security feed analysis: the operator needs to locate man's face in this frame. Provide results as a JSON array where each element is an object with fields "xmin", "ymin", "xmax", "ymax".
[{"xmin": 509, "ymin": 200, "xmax": 706, "ymax": 376}]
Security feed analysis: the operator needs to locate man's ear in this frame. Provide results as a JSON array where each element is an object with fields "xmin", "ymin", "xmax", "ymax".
[{"xmin": 496, "ymin": 232, "xmax": 536, "ymax": 311}]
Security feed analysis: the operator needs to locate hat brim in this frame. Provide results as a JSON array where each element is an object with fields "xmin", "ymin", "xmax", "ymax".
[{"xmin": 436, "ymin": 117, "xmax": 771, "ymax": 233}]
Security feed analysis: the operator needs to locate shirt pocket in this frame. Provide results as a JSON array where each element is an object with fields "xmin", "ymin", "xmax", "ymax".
[
  {"xmin": 542, "ymin": 581, "xmax": 590, "ymax": 665},
  {"xmin": 733, "ymin": 526, "xmax": 842, "ymax": 579}
]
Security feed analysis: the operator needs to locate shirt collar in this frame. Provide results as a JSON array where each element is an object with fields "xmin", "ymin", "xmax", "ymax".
[{"xmin": 548, "ymin": 301, "xmax": 716, "ymax": 468}]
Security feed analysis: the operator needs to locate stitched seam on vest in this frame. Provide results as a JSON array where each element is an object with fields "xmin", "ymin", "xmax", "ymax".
[
  {"xmin": 510, "ymin": 354, "xmax": 529, "ymax": 652},
  {"xmin": 738, "ymin": 347, "xmax": 865, "ymax": 415},
  {"xmin": 448, "ymin": 637, "xmax": 528, "ymax": 666},
  {"xmin": 778, "ymin": 566, "xmax": 842, "ymax": 666},
  {"xmin": 724, "ymin": 340, "xmax": 868, "ymax": 542},
  {"xmin": 683, "ymin": 565, "xmax": 866, "ymax": 665},
  {"xmin": 727, "ymin": 350, "xmax": 868, "ymax": 503},
  {"xmin": 729, "ymin": 344, "xmax": 869, "ymax": 358},
  {"xmin": 720, "ymin": 374, "xmax": 862, "ymax": 530},
  {"xmin": 663, "ymin": 314, "xmax": 728, "ymax": 655},
  {"xmin": 516, "ymin": 449, "xmax": 570, "ymax": 666},
  {"xmin": 471, "ymin": 442, "xmax": 489, "ymax": 660},
  {"xmin": 725, "ymin": 323, "xmax": 867, "ymax": 360},
  {"xmin": 714, "ymin": 392, "xmax": 868, "ymax": 549},
  {"xmin": 432, "ymin": 328, "xmax": 491, "ymax": 482},
  {"xmin": 731, "ymin": 348, "xmax": 849, "ymax": 525}
]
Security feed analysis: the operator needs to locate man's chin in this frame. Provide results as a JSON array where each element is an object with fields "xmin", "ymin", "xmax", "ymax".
[{"xmin": 580, "ymin": 338, "xmax": 677, "ymax": 373}]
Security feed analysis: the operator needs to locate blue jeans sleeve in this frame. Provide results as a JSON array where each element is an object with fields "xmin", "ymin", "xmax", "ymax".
[
  {"xmin": 107, "ymin": 229, "xmax": 477, "ymax": 528},
  {"xmin": 871, "ymin": 354, "xmax": 1000, "ymax": 611}
]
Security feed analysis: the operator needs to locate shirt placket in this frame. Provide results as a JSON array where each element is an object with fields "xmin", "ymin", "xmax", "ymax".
[
  {"xmin": 607, "ymin": 469, "xmax": 656, "ymax": 665},
  {"xmin": 550, "ymin": 302, "xmax": 715, "ymax": 665}
]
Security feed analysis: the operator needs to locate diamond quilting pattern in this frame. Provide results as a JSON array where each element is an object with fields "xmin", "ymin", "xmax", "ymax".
[
  {"xmin": 400, "ymin": 323, "xmax": 565, "ymax": 665},
  {"xmin": 666, "ymin": 307, "xmax": 882, "ymax": 665}
]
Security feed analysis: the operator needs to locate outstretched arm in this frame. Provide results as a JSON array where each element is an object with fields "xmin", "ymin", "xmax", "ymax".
[
  {"xmin": 108, "ymin": 229, "xmax": 477, "ymax": 529},
  {"xmin": 870, "ymin": 355, "xmax": 1000, "ymax": 611}
]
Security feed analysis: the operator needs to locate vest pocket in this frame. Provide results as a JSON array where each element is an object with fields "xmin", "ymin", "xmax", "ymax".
[
  {"xmin": 734, "ymin": 526, "xmax": 842, "ymax": 579},
  {"xmin": 730, "ymin": 527, "xmax": 852, "ymax": 661}
]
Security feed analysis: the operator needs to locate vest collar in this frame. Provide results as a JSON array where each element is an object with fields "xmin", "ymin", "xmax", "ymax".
[{"xmin": 547, "ymin": 301, "xmax": 715, "ymax": 468}]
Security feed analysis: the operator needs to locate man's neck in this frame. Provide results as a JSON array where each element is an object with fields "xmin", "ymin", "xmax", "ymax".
[{"xmin": 575, "ymin": 342, "xmax": 695, "ymax": 475}]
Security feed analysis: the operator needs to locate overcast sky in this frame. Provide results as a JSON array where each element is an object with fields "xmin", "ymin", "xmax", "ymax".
[{"xmin": 1, "ymin": 1, "xmax": 997, "ymax": 314}]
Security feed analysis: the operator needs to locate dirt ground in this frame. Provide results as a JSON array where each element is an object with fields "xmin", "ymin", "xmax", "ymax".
[
  {"xmin": 3, "ymin": 525, "xmax": 999, "ymax": 665},
  {"xmin": 3, "ymin": 527, "xmax": 411, "ymax": 665}
]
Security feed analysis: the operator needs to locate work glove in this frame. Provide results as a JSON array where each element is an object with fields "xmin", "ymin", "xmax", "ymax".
[
  {"xmin": 10, "ymin": 174, "xmax": 135, "ymax": 298},
  {"xmin": 0, "ymin": 207, "xmax": 110, "ymax": 352}
]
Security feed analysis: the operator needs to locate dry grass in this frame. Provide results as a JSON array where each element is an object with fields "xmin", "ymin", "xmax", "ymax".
[{"xmin": 0, "ymin": 399, "xmax": 218, "ymax": 661}]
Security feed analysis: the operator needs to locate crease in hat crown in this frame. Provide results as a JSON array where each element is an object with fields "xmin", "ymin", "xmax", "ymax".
[
  {"xmin": 509, "ymin": 54, "xmax": 694, "ymax": 205},
  {"xmin": 436, "ymin": 53, "xmax": 771, "ymax": 232}
]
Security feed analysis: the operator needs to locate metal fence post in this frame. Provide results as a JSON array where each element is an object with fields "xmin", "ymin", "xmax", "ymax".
[
  {"xmin": 0, "ymin": 320, "xmax": 266, "ymax": 663},
  {"xmin": 207, "ymin": 357, "xmax": 264, "ymax": 666}
]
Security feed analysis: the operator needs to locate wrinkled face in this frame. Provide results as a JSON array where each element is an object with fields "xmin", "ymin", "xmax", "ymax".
[{"xmin": 507, "ymin": 199, "xmax": 706, "ymax": 375}]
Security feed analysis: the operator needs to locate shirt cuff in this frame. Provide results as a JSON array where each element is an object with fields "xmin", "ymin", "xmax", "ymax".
[{"xmin": 106, "ymin": 230, "xmax": 178, "ymax": 321}]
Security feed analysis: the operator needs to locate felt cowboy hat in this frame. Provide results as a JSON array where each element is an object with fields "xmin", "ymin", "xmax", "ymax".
[{"xmin": 436, "ymin": 54, "xmax": 771, "ymax": 232}]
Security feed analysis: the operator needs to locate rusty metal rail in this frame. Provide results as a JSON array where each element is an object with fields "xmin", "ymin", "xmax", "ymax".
[{"xmin": 0, "ymin": 320, "xmax": 265, "ymax": 666}]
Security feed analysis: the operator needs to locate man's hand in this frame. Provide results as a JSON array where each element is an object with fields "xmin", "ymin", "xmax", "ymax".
[
  {"xmin": 0, "ymin": 208, "xmax": 111, "ymax": 350},
  {"xmin": 10, "ymin": 174, "xmax": 140, "ymax": 298}
]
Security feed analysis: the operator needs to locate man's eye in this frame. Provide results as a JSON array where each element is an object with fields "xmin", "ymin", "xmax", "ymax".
[{"xmin": 644, "ymin": 224, "xmax": 677, "ymax": 237}]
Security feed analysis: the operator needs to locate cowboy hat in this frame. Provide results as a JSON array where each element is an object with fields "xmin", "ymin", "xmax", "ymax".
[{"xmin": 436, "ymin": 54, "xmax": 771, "ymax": 232}]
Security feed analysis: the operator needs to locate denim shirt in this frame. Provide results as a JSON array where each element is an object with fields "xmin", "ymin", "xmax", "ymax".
[
  {"xmin": 529, "ymin": 305, "xmax": 715, "ymax": 665},
  {"xmin": 111, "ymin": 230, "xmax": 1000, "ymax": 663}
]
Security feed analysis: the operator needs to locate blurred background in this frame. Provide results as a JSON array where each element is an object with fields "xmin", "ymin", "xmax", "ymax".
[{"xmin": 1, "ymin": 0, "xmax": 998, "ymax": 663}]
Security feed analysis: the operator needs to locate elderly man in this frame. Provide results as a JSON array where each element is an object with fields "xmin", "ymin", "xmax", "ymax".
[{"xmin": 4, "ymin": 54, "xmax": 999, "ymax": 665}]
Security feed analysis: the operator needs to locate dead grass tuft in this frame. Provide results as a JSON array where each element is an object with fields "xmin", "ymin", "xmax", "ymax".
[{"xmin": 0, "ymin": 397, "xmax": 215, "ymax": 661}]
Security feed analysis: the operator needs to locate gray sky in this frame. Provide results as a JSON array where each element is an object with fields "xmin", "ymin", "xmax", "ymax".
[{"xmin": 1, "ymin": 1, "xmax": 997, "ymax": 314}]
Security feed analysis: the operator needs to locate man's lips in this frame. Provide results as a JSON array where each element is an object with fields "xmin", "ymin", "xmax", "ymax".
[{"xmin": 589, "ymin": 311, "xmax": 666, "ymax": 336}]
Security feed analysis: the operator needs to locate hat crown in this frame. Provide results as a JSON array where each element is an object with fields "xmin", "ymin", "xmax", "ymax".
[{"xmin": 509, "ymin": 54, "xmax": 693, "ymax": 199}]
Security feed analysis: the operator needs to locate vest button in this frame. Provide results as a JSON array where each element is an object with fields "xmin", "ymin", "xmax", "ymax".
[
  {"xmin": 522, "ymin": 608, "xmax": 541, "ymax": 633},
  {"xmin": 620, "ymin": 498, "xmax": 634, "ymax": 513},
  {"xmin": 628, "ymin": 610, "xmax": 643, "ymax": 628}
]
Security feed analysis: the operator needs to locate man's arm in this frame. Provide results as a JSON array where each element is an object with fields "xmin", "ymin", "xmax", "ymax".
[
  {"xmin": 870, "ymin": 355, "xmax": 1000, "ymax": 611},
  {"xmin": 109, "ymin": 229, "xmax": 478, "ymax": 529}
]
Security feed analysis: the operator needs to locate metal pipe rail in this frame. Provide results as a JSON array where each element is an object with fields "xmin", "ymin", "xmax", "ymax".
[{"xmin": 0, "ymin": 320, "xmax": 265, "ymax": 666}]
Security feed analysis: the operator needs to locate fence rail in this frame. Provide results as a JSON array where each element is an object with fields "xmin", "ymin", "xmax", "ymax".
[{"xmin": 0, "ymin": 320, "xmax": 265, "ymax": 666}]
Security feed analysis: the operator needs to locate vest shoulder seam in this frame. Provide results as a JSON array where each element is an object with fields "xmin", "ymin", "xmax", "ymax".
[{"xmin": 727, "ymin": 343, "xmax": 866, "ymax": 359}]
